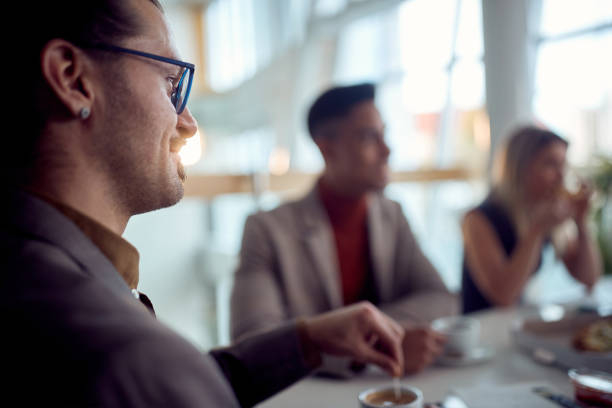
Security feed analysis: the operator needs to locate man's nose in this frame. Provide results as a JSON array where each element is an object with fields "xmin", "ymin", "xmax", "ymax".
[
  {"xmin": 380, "ymin": 138, "xmax": 391, "ymax": 158},
  {"xmin": 178, "ymin": 107, "xmax": 198, "ymax": 139}
]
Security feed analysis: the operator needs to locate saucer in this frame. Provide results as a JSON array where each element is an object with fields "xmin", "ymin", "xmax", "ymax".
[{"xmin": 435, "ymin": 345, "xmax": 494, "ymax": 367}]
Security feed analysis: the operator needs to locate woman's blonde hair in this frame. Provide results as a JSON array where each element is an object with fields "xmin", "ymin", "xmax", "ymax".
[{"xmin": 491, "ymin": 125, "xmax": 568, "ymax": 218}]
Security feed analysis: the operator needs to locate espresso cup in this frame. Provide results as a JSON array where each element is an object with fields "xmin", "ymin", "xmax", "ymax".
[
  {"xmin": 431, "ymin": 316, "xmax": 480, "ymax": 355},
  {"xmin": 358, "ymin": 385, "xmax": 423, "ymax": 408}
]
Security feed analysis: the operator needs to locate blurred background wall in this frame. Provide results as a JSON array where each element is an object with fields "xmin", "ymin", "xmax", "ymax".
[{"xmin": 124, "ymin": 0, "xmax": 612, "ymax": 351}]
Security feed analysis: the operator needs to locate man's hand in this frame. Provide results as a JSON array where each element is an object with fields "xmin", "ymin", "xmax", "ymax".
[
  {"xmin": 302, "ymin": 302, "xmax": 405, "ymax": 377},
  {"xmin": 401, "ymin": 325, "xmax": 446, "ymax": 374}
]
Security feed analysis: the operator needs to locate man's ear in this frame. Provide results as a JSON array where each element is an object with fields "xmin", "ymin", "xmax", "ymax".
[
  {"xmin": 40, "ymin": 39, "xmax": 95, "ymax": 118},
  {"xmin": 315, "ymin": 136, "xmax": 335, "ymax": 162},
  {"xmin": 313, "ymin": 122, "xmax": 341, "ymax": 161}
]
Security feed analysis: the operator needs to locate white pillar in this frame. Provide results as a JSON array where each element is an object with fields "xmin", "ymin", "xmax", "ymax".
[{"xmin": 482, "ymin": 0, "xmax": 542, "ymax": 171}]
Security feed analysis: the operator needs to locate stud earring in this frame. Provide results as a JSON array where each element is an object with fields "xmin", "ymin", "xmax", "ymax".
[{"xmin": 79, "ymin": 107, "xmax": 91, "ymax": 119}]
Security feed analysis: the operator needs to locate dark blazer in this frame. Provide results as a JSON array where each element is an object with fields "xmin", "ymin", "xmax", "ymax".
[{"xmin": 1, "ymin": 191, "xmax": 311, "ymax": 407}]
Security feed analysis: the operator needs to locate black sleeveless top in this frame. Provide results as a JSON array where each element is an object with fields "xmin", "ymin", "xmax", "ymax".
[{"xmin": 461, "ymin": 196, "xmax": 543, "ymax": 314}]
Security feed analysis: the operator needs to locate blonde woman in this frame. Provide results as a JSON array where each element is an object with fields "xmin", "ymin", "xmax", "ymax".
[{"xmin": 461, "ymin": 125, "xmax": 602, "ymax": 313}]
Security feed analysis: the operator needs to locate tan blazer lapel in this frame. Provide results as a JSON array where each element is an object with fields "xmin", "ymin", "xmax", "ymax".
[
  {"xmin": 367, "ymin": 194, "xmax": 395, "ymax": 302},
  {"xmin": 299, "ymin": 188, "xmax": 343, "ymax": 310}
]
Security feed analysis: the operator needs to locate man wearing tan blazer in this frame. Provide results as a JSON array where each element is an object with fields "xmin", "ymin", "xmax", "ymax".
[{"xmin": 231, "ymin": 84, "xmax": 458, "ymax": 376}]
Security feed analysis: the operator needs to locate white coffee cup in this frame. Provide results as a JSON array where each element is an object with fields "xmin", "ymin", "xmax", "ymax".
[
  {"xmin": 431, "ymin": 316, "xmax": 480, "ymax": 355},
  {"xmin": 358, "ymin": 385, "xmax": 423, "ymax": 408}
]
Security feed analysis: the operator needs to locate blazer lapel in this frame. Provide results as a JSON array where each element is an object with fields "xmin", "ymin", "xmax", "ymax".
[
  {"xmin": 298, "ymin": 187, "xmax": 343, "ymax": 310},
  {"xmin": 368, "ymin": 194, "xmax": 394, "ymax": 302},
  {"xmin": 8, "ymin": 191, "xmax": 135, "ymax": 299}
]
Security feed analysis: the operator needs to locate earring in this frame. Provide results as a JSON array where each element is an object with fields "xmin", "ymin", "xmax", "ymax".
[{"xmin": 79, "ymin": 107, "xmax": 91, "ymax": 119}]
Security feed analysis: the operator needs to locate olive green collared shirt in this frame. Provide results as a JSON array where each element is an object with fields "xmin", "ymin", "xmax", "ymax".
[
  {"xmin": 47, "ymin": 199, "xmax": 140, "ymax": 289},
  {"xmin": 27, "ymin": 192, "xmax": 160, "ymax": 315}
]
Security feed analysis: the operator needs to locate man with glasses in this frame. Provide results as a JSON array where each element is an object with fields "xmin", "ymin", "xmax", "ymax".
[{"xmin": 3, "ymin": 0, "xmax": 404, "ymax": 406}]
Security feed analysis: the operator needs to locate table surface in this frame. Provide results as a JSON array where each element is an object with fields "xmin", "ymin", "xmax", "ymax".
[{"xmin": 258, "ymin": 278, "xmax": 612, "ymax": 408}]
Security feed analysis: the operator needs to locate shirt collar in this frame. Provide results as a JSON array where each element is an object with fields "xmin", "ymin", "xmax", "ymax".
[
  {"xmin": 30, "ymin": 192, "xmax": 140, "ymax": 289},
  {"xmin": 317, "ymin": 178, "xmax": 368, "ymax": 225}
]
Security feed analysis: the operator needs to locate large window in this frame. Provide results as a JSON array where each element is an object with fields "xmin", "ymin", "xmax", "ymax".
[
  {"xmin": 205, "ymin": 0, "xmax": 310, "ymax": 92},
  {"xmin": 521, "ymin": 0, "xmax": 612, "ymax": 305},
  {"xmin": 533, "ymin": 0, "xmax": 612, "ymax": 166},
  {"xmin": 333, "ymin": 0, "xmax": 489, "ymax": 172},
  {"xmin": 201, "ymin": 0, "xmax": 489, "ymax": 176}
]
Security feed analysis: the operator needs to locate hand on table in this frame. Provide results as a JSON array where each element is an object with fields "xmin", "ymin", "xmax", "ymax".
[
  {"xmin": 302, "ymin": 301, "xmax": 405, "ymax": 377},
  {"xmin": 402, "ymin": 325, "xmax": 447, "ymax": 374}
]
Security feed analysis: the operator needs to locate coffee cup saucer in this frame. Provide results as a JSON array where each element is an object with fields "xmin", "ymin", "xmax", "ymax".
[{"xmin": 435, "ymin": 344, "xmax": 494, "ymax": 367}]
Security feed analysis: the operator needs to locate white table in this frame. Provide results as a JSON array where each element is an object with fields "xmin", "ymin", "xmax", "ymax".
[{"xmin": 258, "ymin": 305, "xmax": 600, "ymax": 407}]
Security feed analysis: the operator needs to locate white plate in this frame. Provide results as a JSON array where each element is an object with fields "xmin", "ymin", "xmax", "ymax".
[
  {"xmin": 435, "ymin": 345, "xmax": 494, "ymax": 367},
  {"xmin": 511, "ymin": 310, "xmax": 612, "ymax": 372}
]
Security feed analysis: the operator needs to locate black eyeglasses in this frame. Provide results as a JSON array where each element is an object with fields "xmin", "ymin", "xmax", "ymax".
[{"xmin": 87, "ymin": 43, "xmax": 195, "ymax": 114}]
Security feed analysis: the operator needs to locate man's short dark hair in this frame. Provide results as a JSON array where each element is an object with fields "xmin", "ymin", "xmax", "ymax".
[{"xmin": 307, "ymin": 83, "xmax": 376, "ymax": 139}]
